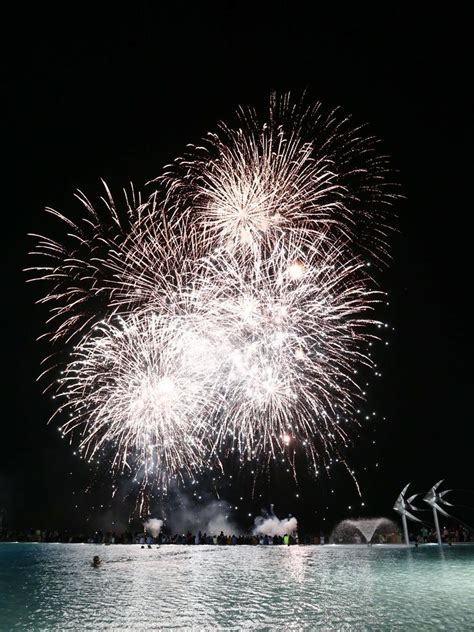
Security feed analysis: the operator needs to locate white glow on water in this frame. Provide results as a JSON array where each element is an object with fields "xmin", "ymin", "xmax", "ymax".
[{"xmin": 1, "ymin": 544, "xmax": 473, "ymax": 629}]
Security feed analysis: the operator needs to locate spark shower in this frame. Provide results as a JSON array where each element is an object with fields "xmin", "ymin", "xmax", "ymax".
[{"xmin": 27, "ymin": 95, "xmax": 398, "ymax": 501}]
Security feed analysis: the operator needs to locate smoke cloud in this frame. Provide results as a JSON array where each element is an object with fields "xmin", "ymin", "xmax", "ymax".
[
  {"xmin": 143, "ymin": 518, "xmax": 163, "ymax": 537},
  {"xmin": 166, "ymin": 490, "xmax": 239, "ymax": 536},
  {"xmin": 253, "ymin": 515, "xmax": 298, "ymax": 537}
]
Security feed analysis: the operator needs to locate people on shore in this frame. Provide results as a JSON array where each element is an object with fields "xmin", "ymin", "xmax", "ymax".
[{"xmin": 2, "ymin": 525, "xmax": 471, "ymax": 545}]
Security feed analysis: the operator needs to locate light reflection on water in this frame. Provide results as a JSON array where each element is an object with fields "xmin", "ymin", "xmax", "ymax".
[{"xmin": 1, "ymin": 543, "xmax": 473, "ymax": 630}]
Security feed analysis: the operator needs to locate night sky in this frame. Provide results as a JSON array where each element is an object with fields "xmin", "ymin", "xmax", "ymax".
[{"xmin": 2, "ymin": 4, "xmax": 472, "ymax": 535}]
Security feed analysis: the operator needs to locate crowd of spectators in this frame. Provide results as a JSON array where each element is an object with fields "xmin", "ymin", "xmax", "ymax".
[
  {"xmin": 415, "ymin": 525, "xmax": 472, "ymax": 544},
  {"xmin": 0, "ymin": 528, "xmax": 298, "ymax": 545},
  {"xmin": 1, "ymin": 525, "xmax": 471, "ymax": 545}
]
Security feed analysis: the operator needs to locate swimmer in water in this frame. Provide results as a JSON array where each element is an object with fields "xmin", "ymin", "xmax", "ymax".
[{"xmin": 92, "ymin": 555, "xmax": 101, "ymax": 567}]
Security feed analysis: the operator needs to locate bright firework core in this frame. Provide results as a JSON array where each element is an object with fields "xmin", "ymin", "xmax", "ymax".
[
  {"xmin": 28, "ymin": 94, "xmax": 397, "ymax": 496},
  {"xmin": 287, "ymin": 261, "xmax": 305, "ymax": 280}
]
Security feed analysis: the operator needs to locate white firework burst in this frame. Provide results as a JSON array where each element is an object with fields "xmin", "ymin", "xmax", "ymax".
[
  {"xmin": 158, "ymin": 93, "xmax": 397, "ymax": 258},
  {"xmin": 26, "ymin": 181, "xmax": 148, "ymax": 342},
  {"xmin": 54, "ymin": 312, "xmax": 226, "ymax": 488},
  {"xmin": 28, "ymin": 94, "xmax": 397, "ymax": 495},
  {"xmin": 195, "ymin": 233, "xmax": 380, "ymax": 465}
]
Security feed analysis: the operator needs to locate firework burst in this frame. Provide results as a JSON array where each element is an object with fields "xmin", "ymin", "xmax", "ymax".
[
  {"xmin": 28, "ymin": 94, "xmax": 397, "ymax": 495},
  {"xmin": 195, "ymin": 233, "xmax": 381, "ymax": 466},
  {"xmin": 159, "ymin": 94, "xmax": 397, "ymax": 259},
  {"xmin": 54, "ymin": 312, "xmax": 226, "ymax": 488},
  {"xmin": 26, "ymin": 182, "xmax": 148, "ymax": 342}
]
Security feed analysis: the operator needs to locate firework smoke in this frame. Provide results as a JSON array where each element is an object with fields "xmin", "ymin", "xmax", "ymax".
[
  {"xmin": 143, "ymin": 518, "xmax": 163, "ymax": 538},
  {"xmin": 254, "ymin": 513, "xmax": 298, "ymax": 538}
]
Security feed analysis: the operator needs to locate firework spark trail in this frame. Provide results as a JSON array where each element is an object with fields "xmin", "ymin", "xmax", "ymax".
[
  {"xmin": 101, "ymin": 195, "xmax": 196, "ymax": 315},
  {"xmin": 194, "ymin": 233, "xmax": 381, "ymax": 466},
  {"xmin": 26, "ymin": 185, "xmax": 204, "ymax": 344},
  {"xmin": 26, "ymin": 182, "xmax": 150, "ymax": 342},
  {"xmin": 54, "ymin": 312, "xmax": 227, "ymax": 488},
  {"xmin": 53, "ymin": 233, "xmax": 379, "ymax": 486},
  {"xmin": 27, "ymin": 94, "xmax": 397, "ymax": 493},
  {"xmin": 158, "ymin": 94, "xmax": 397, "ymax": 260}
]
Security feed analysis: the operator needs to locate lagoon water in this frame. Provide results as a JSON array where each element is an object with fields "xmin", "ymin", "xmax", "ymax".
[{"xmin": 1, "ymin": 543, "xmax": 473, "ymax": 630}]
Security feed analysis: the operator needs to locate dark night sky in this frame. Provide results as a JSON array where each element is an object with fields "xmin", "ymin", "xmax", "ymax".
[{"xmin": 2, "ymin": 4, "xmax": 472, "ymax": 534}]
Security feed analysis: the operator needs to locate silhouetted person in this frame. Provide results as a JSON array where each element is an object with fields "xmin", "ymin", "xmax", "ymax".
[{"xmin": 92, "ymin": 555, "xmax": 101, "ymax": 567}]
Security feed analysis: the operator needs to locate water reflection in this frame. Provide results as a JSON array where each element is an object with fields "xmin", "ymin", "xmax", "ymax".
[{"xmin": 0, "ymin": 544, "xmax": 473, "ymax": 629}]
